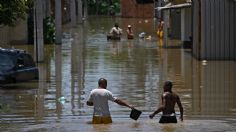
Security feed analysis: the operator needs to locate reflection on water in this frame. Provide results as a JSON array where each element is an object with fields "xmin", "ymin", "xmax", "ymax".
[
  {"xmin": 192, "ymin": 60, "xmax": 236, "ymax": 117},
  {"xmin": 0, "ymin": 16, "xmax": 236, "ymax": 131}
]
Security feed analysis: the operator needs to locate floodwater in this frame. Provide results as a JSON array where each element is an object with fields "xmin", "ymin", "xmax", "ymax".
[{"xmin": 0, "ymin": 16, "xmax": 236, "ymax": 132}]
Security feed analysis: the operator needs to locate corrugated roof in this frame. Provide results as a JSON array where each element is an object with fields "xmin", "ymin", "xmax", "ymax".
[{"xmin": 155, "ymin": 2, "xmax": 191, "ymax": 11}]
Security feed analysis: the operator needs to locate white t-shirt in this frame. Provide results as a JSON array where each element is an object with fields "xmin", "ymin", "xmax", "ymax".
[
  {"xmin": 87, "ymin": 88, "xmax": 117, "ymax": 116},
  {"xmin": 110, "ymin": 27, "xmax": 122, "ymax": 36}
]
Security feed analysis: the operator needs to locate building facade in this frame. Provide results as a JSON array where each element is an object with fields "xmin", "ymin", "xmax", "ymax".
[{"xmin": 121, "ymin": 0, "xmax": 154, "ymax": 18}]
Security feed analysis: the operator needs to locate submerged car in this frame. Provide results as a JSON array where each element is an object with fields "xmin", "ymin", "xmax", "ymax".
[{"xmin": 0, "ymin": 48, "xmax": 39, "ymax": 84}]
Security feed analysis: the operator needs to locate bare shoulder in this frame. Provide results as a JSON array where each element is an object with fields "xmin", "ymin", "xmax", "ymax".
[
  {"xmin": 163, "ymin": 92, "xmax": 180, "ymax": 99},
  {"xmin": 172, "ymin": 92, "xmax": 180, "ymax": 100},
  {"xmin": 162, "ymin": 92, "xmax": 169, "ymax": 97}
]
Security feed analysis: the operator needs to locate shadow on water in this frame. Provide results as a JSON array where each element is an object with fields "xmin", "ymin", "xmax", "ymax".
[{"xmin": 0, "ymin": 16, "xmax": 236, "ymax": 131}]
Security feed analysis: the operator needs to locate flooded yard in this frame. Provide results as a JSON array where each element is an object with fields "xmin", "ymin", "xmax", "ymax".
[{"xmin": 0, "ymin": 17, "xmax": 236, "ymax": 131}]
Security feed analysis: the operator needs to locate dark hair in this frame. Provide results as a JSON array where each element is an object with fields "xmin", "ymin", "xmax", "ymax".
[
  {"xmin": 164, "ymin": 81, "xmax": 172, "ymax": 88},
  {"xmin": 114, "ymin": 23, "xmax": 119, "ymax": 27},
  {"xmin": 98, "ymin": 78, "xmax": 107, "ymax": 86}
]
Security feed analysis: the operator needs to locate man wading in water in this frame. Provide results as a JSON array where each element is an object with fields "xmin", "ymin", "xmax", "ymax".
[
  {"xmin": 149, "ymin": 81, "xmax": 183, "ymax": 123},
  {"xmin": 87, "ymin": 78, "xmax": 134, "ymax": 124}
]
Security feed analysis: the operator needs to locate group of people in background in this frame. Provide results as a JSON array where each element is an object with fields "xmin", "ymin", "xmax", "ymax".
[
  {"xmin": 108, "ymin": 20, "xmax": 164, "ymax": 41},
  {"xmin": 108, "ymin": 23, "xmax": 134, "ymax": 40}
]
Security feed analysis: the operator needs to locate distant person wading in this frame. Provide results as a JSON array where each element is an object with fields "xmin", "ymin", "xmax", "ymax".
[
  {"xmin": 107, "ymin": 23, "xmax": 122, "ymax": 40},
  {"xmin": 126, "ymin": 25, "xmax": 134, "ymax": 39}
]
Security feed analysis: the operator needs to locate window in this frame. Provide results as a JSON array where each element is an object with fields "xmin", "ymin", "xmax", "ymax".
[{"xmin": 23, "ymin": 54, "xmax": 35, "ymax": 67}]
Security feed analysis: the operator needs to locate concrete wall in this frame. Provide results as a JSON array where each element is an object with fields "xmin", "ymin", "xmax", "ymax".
[
  {"xmin": 181, "ymin": 8, "xmax": 192, "ymax": 42},
  {"xmin": 121, "ymin": 0, "xmax": 154, "ymax": 18},
  {"xmin": 0, "ymin": 19, "xmax": 28, "ymax": 45},
  {"xmin": 193, "ymin": 0, "xmax": 236, "ymax": 60},
  {"xmin": 192, "ymin": 0, "xmax": 200, "ymax": 59},
  {"xmin": 169, "ymin": 9, "xmax": 181, "ymax": 39},
  {"xmin": 9, "ymin": 19, "xmax": 28, "ymax": 44},
  {"xmin": 0, "ymin": 26, "xmax": 10, "ymax": 45}
]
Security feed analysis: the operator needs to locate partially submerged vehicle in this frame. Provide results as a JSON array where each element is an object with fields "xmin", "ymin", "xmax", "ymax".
[{"xmin": 0, "ymin": 48, "xmax": 39, "ymax": 84}]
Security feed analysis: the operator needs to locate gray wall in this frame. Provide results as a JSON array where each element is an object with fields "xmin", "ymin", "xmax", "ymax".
[
  {"xmin": 193, "ymin": 0, "xmax": 236, "ymax": 60},
  {"xmin": 0, "ymin": 19, "xmax": 28, "ymax": 45},
  {"xmin": 169, "ymin": 9, "xmax": 181, "ymax": 39},
  {"xmin": 181, "ymin": 8, "xmax": 192, "ymax": 42},
  {"xmin": 234, "ymin": 1, "xmax": 236, "ymax": 61},
  {"xmin": 192, "ymin": 0, "xmax": 200, "ymax": 59}
]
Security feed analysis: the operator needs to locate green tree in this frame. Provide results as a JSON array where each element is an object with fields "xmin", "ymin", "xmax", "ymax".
[
  {"xmin": 0, "ymin": 0, "xmax": 33, "ymax": 26},
  {"xmin": 87, "ymin": 0, "xmax": 120, "ymax": 15}
]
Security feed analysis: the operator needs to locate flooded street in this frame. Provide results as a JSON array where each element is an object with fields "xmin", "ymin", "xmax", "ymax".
[{"xmin": 0, "ymin": 17, "xmax": 236, "ymax": 131}]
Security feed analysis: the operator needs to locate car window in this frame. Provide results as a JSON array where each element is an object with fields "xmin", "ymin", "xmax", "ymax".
[
  {"xmin": 0, "ymin": 54, "xmax": 15, "ymax": 67},
  {"xmin": 23, "ymin": 54, "xmax": 36, "ymax": 67}
]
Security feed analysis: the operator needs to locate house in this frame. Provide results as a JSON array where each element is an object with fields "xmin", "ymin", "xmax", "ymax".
[
  {"xmin": 157, "ymin": 0, "xmax": 192, "ymax": 48},
  {"xmin": 121, "ymin": 0, "xmax": 154, "ymax": 18}
]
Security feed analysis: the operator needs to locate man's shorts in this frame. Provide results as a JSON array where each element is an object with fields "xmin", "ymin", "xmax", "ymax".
[
  {"xmin": 92, "ymin": 116, "xmax": 112, "ymax": 124},
  {"xmin": 159, "ymin": 115, "xmax": 177, "ymax": 123}
]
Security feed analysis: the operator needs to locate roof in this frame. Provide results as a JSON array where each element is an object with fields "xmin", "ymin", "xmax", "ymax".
[{"xmin": 155, "ymin": 2, "xmax": 192, "ymax": 11}]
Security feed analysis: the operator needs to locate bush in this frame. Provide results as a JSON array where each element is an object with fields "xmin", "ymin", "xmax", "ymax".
[{"xmin": 43, "ymin": 17, "xmax": 55, "ymax": 44}]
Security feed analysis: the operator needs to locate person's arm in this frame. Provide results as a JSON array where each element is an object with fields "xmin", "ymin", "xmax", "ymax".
[
  {"xmin": 176, "ymin": 95, "xmax": 183, "ymax": 121},
  {"xmin": 149, "ymin": 106, "xmax": 163, "ymax": 119},
  {"xmin": 149, "ymin": 95, "xmax": 166, "ymax": 119},
  {"xmin": 119, "ymin": 28, "xmax": 123, "ymax": 35},
  {"xmin": 114, "ymin": 98, "xmax": 134, "ymax": 109},
  {"xmin": 87, "ymin": 92, "xmax": 93, "ymax": 106},
  {"xmin": 126, "ymin": 29, "xmax": 129, "ymax": 34},
  {"xmin": 110, "ymin": 27, "xmax": 114, "ymax": 34}
]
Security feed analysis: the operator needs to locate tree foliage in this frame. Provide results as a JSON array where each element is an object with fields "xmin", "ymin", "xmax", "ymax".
[
  {"xmin": 87, "ymin": 0, "xmax": 120, "ymax": 15},
  {"xmin": 0, "ymin": 0, "xmax": 34, "ymax": 26}
]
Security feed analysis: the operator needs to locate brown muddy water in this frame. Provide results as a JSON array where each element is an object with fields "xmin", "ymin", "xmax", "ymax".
[{"xmin": 0, "ymin": 17, "xmax": 236, "ymax": 132}]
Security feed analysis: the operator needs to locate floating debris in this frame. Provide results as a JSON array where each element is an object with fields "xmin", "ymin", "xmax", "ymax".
[
  {"xmin": 202, "ymin": 60, "xmax": 207, "ymax": 66},
  {"xmin": 58, "ymin": 96, "xmax": 66, "ymax": 104}
]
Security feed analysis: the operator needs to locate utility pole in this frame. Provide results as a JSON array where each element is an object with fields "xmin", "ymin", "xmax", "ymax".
[
  {"xmin": 83, "ymin": 0, "xmax": 88, "ymax": 19},
  {"xmin": 55, "ymin": 0, "xmax": 62, "ymax": 44},
  {"xmin": 34, "ymin": 0, "xmax": 44, "ymax": 62},
  {"xmin": 46, "ymin": 0, "xmax": 51, "ymax": 17},
  {"xmin": 70, "ymin": 0, "xmax": 76, "ymax": 27},
  {"xmin": 77, "ymin": 0, "xmax": 83, "ymax": 24}
]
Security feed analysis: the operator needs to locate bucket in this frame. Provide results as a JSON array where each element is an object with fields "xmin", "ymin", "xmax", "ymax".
[{"xmin": 130, "ymin": 109, "xmax": 142, "ymax": 120}]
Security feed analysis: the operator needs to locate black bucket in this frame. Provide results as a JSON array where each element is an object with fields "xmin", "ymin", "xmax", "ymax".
[{"xmin": 130, "ymin": 109, "xmax": 142, "ymax": 120}]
